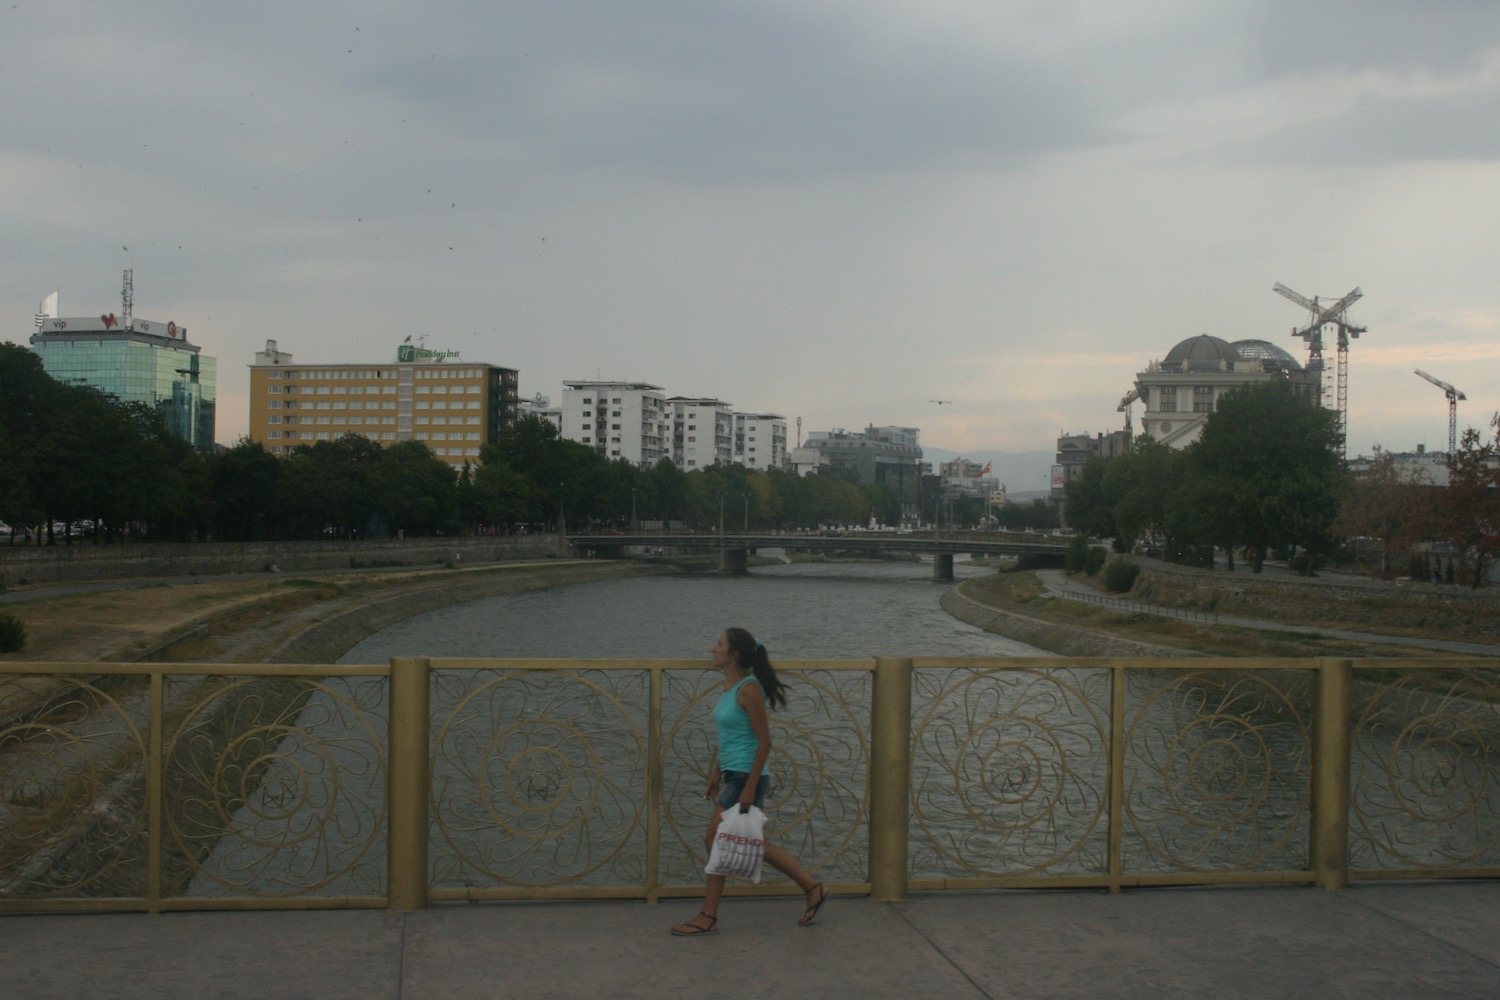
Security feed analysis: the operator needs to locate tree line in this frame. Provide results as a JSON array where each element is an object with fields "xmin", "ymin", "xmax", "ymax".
[
  {"xmin": 1064, "ymin": 381, "xmax": 1499, "ymax": 584},
  {"xmin": 0, "ymin": 344, "xmax": 1057, "ymax": 543}
]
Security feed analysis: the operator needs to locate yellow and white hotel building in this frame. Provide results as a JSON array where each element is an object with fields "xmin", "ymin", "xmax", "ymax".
[{"xmin": 247, "ymin": 340, "xmax": 520, "ymax": 468}]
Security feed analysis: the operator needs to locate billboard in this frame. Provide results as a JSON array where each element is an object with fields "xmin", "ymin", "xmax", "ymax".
[
  {"xmin": 40, "ymin": 316, "xmax": 184, "ymax": 339},
  {"xmin": 1050, "ymin": 465, "xmax": 1065, "ymax": 490}
]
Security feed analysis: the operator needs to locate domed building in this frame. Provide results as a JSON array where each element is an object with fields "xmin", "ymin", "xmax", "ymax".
[{"xmin": 1133, "ymin": 334, "xmax": 1319, "ymax": 448}]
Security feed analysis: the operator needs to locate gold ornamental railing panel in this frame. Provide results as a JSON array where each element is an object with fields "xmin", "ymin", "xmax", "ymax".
[
  {"xmin": 421, "ymin": 658, "xmax": 872, "ymax": 902},
  {"xmin": 1347, "ymin": 661, "xmax": 1500, "ymax": 878},
  {"xmin": 1, "ymin": 656, "xmax": 1497, "ymax": 913}
]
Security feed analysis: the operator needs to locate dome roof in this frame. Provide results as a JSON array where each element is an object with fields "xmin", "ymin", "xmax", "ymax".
[
  {"xmin": 1232, "ymin": 339, "xmax": 1303, "ymax": 370},
  {"xmin": 1163, "ymin": 334, "xmax": 1242, "ymax": 365}
]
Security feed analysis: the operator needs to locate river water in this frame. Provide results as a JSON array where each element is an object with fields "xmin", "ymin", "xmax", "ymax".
[{"xmin": 339, "ymin": 558, "xmax": 1050, "ymax": 662}]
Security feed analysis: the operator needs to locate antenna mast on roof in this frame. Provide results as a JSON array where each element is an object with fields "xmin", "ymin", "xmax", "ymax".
[{"xmin": 122, "ymin": 269, "xmax": 134, "ymax": 328}]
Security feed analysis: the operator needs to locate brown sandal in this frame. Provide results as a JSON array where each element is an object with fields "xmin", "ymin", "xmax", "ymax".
[
  {"xmin": 798, "ymin": 884, "xmax": 830, "ymax": 926},
  {"xmin": 670, "ymin": 911, "xmax": 720, "ymax": 936}
]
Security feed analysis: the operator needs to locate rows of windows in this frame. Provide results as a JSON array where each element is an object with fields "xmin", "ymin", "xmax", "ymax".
[
  {"xmin": 272, "ymin": 384, "xmax": 480, "ymax": 396},
  {"xmin": 267, "ymin": 401, "xmax": 485, "ymax": 414},
  {"xmin": 266, "ymin": 367, "xmax": 491, "ymax": 380},
  {"xmin": 264, "ymin": 394, "xmax": 484, "ymax": 410},
  {"xmin": 268, "ymin": 415, "xmax": 481, "ymax": 426},
  {"xmin": 267, "ymin": 439, "xmax": 482, "ymax": 457}
]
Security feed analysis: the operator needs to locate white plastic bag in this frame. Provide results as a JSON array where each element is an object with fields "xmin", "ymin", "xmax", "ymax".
[{"xmin": 705, "ymin": 805, "xmax": 766, "ymax": 883}]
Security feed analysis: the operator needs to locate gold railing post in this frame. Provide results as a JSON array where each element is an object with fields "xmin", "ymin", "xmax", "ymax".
[
  {"xmin": 148, "ymin": 670, "xmax": 164, "ymax": 913},
  {"xmin": 869, "ymin": 656, "xmax": 912, "ymax": 901},
  {"xmin": 1107, "ymin": 664, "xmax": 1126, "ymax": 893},
  {"xmin": 388, "ymin": 656, "xmax": 431, "ymax": 911},
  {"xmin": 646, "ymin": 665, "xmax": 662, "ymax": 903},
  {"xmin": 1312, "ymin": 658, "xmax": 1352, "ymax": 890}
]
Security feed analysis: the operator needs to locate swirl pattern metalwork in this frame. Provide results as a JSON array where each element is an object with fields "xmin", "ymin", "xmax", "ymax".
[
  {"xmin": 661, "ymin": 667, "xmax": 870, "ymax": 888},
  {"xmin": 910, "ymin": 666, "xmax": 1110, "ymax": 879},
  {"xmin": 1124, "ymin": 669, "xmax": 1311, "ymax": 873},
  {"xmin": 429, "ymin": 668, "xmax": 649, "ymax": 889},
  {"xmin": 162, "ymin": 675, "xmax": 387, "ymax": 899},
  {"xmin": 0, "ymin": 675, "xmax": 148, "ymax": 899},
  {"xmin": 1350, "ymin": 667, "xmax": 1500, "ymax": 872}
]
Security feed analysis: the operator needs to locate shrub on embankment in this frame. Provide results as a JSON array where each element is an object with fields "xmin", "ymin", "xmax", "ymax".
[
  {"xmin": 0, "ymin": 612, "xmax": 24, "ymax": 653},
  {"xmin": 1103, "ymin": 559, "xmax": 1141, "ymax": 593}
]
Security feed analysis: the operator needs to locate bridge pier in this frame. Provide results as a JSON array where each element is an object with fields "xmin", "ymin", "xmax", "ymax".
[
  {"xmin": 720, "ymin": 548, "xmax": 749, "ymax": 576},
  {"xmin": 932, "ymin": 553, "xmax": 954, "ymax": 581}
]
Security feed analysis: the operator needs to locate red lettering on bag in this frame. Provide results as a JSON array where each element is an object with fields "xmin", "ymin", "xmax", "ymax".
[{"xmin": 716, "ymin": 832, "xmax": 764, "ymax": 847}]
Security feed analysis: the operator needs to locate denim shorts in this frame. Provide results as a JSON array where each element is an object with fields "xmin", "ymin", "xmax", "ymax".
[{"xmin": 717, "ymin": 770, "xmax": 768, "ymax": 810}]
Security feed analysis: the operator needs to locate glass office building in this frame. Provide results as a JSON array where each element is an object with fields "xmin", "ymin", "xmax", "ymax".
[{"xmin": 31, "ymin": 316, "xmax": 217, "ymax": 451}]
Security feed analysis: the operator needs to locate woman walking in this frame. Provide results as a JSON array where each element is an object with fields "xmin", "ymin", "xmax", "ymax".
[{"xmin": 670, "ymin": 627, "xmax": 830, "ymax": 936}]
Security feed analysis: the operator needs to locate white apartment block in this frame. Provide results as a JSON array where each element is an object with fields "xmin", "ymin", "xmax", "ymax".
[
  {"xmin": 668, "ymin": 397, "xmax": 734, "ymax": 469},
  {"xmin": 560, "ymin": 381, "xmax": 670, "ymax": 465},
  {"xmin": 733, "ymin": 412, "xmax": 788, "ymax": 470}
]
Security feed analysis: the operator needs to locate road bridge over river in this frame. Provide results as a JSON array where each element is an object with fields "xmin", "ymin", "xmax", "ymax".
[{"xmin": 567, "ymin": 530, "xmax": 1070, "ymax": 578}]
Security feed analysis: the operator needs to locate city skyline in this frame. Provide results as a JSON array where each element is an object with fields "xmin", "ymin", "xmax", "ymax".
[{"xmin": 4, "ymin": 2, "xmax": 1498, "ymax": 474}]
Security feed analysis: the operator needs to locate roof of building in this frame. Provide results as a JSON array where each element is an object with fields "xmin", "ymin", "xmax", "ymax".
[
  {"xmin": 1163, "ymin": 334, "xmax": 1242, "ymax": 365},
  {"xmin": 1231, "ymin": 339, "xmax": 1303, "ymax": 370}
]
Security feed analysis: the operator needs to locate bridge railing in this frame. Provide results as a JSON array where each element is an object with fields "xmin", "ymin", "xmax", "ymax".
[
  {"xmin": 1, "ymin": 656, "xmax": 1496, "ymax": 912},
  {"xmin": 1054, "ymin": 588, "xmax": 1221, "ymax": 625}
]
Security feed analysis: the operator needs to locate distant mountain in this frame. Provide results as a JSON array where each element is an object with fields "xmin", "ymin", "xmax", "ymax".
[{"xmin": 922, "ymin": 446, "xmax": 1057, "ymax": 496}]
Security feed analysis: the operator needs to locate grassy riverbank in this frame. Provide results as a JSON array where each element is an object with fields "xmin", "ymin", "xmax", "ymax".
[
  {"xmin": 0, "ymin": 560, "xmax": 677, "ymax": 664},
  {"xmin": 956, "ymin": 563, "xmax": 1498, "ymax": 658}
]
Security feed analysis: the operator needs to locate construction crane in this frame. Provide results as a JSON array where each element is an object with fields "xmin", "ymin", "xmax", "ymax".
[
  {"xmin": 1117, "ymin": 388, "xmax": 1140, "ymax": 440},
  {"xmin": 1272, "ymin": 282, "xmax": 1365, "ymax": 456},
  {"xmin": 1414, "ymin": 369, "xmax": 1466, "ymax": 455}
]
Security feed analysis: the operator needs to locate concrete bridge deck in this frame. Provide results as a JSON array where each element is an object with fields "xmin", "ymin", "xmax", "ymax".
[{"xmin": 6, "ymin": 881, "xmax": 1497, "ymax": 999}]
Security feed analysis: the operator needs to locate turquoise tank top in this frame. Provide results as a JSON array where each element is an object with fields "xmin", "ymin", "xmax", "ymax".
[{"xmin": 713, "ymin": 675, "xmax": 763, "ymax": 772}]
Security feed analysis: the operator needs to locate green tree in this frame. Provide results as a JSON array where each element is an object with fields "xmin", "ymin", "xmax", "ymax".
[
  {"xmin": 1103, "ymin": 439, "xmax": 1179, "ymax": 550},
  {"xmin": 1333, "ymin": 449, "xmax": 1438, "ymax": 578},
  {"xmin": 747, "ymin": 471, "xmax": 783, "ymax": 529},
  {"xmin": 1436, "ymin": 421, "xmax": 1500, "ymax": 587},
  {"xmin": 472, "ymin": 457, "xmax": 532, "ymax": 531},
  {"xmin": 208, "ymin": 439, "xmax": 284, "ymax": 540},
  {"xmin": 641, "ymin": 457, "xmax": 691, "ymax": 527},
  {"xmin": 1187, "ymin": 382, "xmax": 1345, "ymax": 574},
  {"xmin": 1063, "ymin": 457, "xmax": 1114, "ymax": 538},
  {"xmin": 862, "ymin": 483, "xmax": 900, "ymax": 527},
  {"xmin": 371, "ymin": 441, "xmax": 458, "ymax": 536},
  {"xmin": 280, "ymin": 436, "xmax": 385, "ymax": 538},
  {"xmin": 484, "ymin": 416, "xmax": 615, "ymax": 527},
  {"xmin": 0, "ymin": 345, "xmax": 57, "ymax": 537}
]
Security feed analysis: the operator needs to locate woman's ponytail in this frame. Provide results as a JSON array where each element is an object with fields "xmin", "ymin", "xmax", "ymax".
[{"xmin": 725, "ymin": 626, "xmax": 788, "ymax": 710}]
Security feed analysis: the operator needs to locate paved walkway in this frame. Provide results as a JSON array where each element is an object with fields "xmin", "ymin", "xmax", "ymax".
[
  {"xmin": 4, "ymin": 882, "xmax": 1499, "ymax": 999},
  {"xmin": 1038, "ymin": 569, "xmax": 1500, "ymax": 657}
]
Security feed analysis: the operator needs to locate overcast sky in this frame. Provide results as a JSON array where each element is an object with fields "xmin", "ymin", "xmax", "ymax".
[{"xmin": 5, "ymin": 1, "xmax": 1498, "ymax": 483}]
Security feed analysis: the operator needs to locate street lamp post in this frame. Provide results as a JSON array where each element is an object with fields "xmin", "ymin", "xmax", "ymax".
[{"xmin": 630, "ymin": 487, "xmax": 638, "ymax": 530}]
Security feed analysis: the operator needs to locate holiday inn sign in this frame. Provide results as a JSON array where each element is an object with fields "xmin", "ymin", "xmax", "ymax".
[{"xmin": 397, "ymin": 344, "xmax": 461, "ymax": 362}]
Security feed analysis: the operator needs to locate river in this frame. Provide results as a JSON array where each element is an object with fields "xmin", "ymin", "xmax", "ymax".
[{"xmin": 339, "ymin": 557, "xmax": 1051, "ymax": 662}]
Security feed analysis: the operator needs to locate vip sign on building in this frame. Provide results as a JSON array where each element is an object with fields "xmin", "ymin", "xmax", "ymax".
[{"xmin": 246, "ymin": 340, "xmax": 519, "ymax": 468}]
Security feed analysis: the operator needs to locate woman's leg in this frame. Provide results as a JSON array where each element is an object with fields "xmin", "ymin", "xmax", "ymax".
[
  {"xmin": 762, "ymin": 838, "xmax": 830, "ymax": 924},
  {"xmin": 761, "ymin": 839, "xmax": 816, "ymax": 892},
  {"xmin": 670, "ymin": 808, "xmax": 727, "ymax": 934}
]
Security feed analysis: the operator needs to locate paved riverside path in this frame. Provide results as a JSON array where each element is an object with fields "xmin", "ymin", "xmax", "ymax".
[
  {"xmin": 1037, "ymin": 569, "xmax": 1500, "ymax": 657},
  {"xmin": 4, "ymin": 882, "xmax": 1499, "ymax": 999}
]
